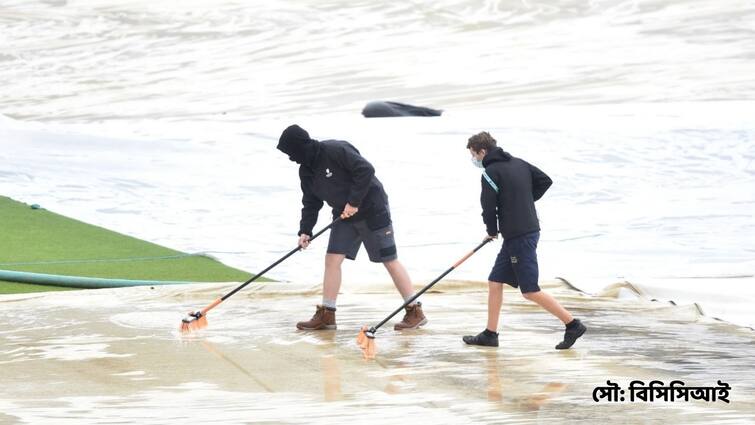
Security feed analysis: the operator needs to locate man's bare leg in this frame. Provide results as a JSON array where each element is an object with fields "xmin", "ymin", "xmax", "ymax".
[
  {"xmin": 383, "ymin": 259, "xmax": 414, "ymax": 301},
  {"xmin": 521, "ymin": 290, "xmax": 573, "ymax": 324},
  {"xmin": 384, "ymin": 259, "xmax": 428, "ymax": 330},
  {"xmin": 487, "ymin": 281, "xmax": 504, "ymax": 331},
  {"xmin": 323, "ymin": 253, "xmax": 346, "ymax": 303}
]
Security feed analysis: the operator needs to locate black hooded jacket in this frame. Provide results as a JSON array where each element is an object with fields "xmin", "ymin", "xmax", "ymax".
[
  {"xmin": 479, "ymin": 147, "xmax": 552, "ymax": 239},
  {"xmin": 277, "ymin": 125, "xmax": 389, "ymax": 236}
]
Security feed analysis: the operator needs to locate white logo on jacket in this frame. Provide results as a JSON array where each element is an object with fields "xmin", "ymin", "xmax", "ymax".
[{"xmin": 325, "ymin": 168, "xmax": 333, "ymax": 178}]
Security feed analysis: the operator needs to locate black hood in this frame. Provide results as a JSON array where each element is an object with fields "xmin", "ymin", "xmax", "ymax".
[
  {"xmin": 482, "ymin": 147, "xmax": 512, "ymax": 167},
  {"xmin": 277, "ymin": 124, "xmax": 321, "ymax": 166}
]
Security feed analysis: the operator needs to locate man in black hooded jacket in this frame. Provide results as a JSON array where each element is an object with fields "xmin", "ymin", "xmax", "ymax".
[
  {"xmin": 462, "ymin": 131, "xmax": 586, "ymax": 350},
  {"xmin": 276, "ymin": 124, "xmax": 428, "ymax": 331}
]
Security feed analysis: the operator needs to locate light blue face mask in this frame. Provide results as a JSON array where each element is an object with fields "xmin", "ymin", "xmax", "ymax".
[{"xmin": 471, "ymin": 157, "xmax": 483, "ymax": 168}]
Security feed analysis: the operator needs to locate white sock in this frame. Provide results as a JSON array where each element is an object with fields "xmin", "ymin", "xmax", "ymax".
[{"xmin": 404, "ymin": 295, "xmax": 418, "ymax": 307}]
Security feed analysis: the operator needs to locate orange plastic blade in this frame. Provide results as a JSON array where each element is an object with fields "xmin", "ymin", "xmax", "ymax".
[
  {"xmin": 357, "ymin": 326, "xmax": 377, "ymax": 359},
  {"xmin": 180, "ymin": 312, "xmax": 208, "ymax": 333},
  {"xmin": 356, "ymin": 326, "xmax": 368, "ymax": 348},
  {"xmin": 362, "ymin": 338, "xmax": 376, "ymax": 359}
]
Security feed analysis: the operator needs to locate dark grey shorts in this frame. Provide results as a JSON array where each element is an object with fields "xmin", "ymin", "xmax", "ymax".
[{"xmin": 327, "ymin": 213, "xmax": 398, "ymax": 263}]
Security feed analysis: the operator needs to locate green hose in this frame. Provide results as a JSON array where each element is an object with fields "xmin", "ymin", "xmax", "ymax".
[{"xmin": 0, "ymin": 269, "xmax": 198, "ymax": 289}]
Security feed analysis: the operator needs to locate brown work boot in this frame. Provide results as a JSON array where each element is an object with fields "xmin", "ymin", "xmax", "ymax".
[
  {"xmin": 296, "ymin": 305, "xmax": 337, "ymax": 330},
  {"xmin": 394, "ymin": 302, "xmax": 427, "ymax": 330}
]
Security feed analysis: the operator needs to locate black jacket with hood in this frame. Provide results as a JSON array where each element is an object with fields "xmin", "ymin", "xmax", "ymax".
[
  {"xmin": 479, "ymin": 147, "xmax": 552, "ymax": 239},
  {"xmin": 277, "ymin": 125, "xmax": 389, "ymax": 236}
]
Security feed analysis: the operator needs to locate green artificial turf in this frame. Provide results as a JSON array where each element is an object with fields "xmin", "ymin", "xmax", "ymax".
[{"xmin": 0, "ymin": 196, "xmax": 255, "ymax": 293}]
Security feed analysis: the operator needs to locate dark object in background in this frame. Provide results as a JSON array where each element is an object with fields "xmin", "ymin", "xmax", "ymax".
[{"xmin": 362, "ymin": 101, "xmax": 442, "ymax": 118}]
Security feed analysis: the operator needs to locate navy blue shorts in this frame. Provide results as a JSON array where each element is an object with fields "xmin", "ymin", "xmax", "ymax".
[{"xmin": 488, "ymin": 231, "xmax": 541, "ymax": 293}]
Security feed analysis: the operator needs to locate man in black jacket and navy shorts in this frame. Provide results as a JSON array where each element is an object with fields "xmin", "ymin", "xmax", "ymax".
[
  {"xmin": 277, "ymin": 124, "xmax": 427, "ymax": 331},
  {"xmin": 463, "ymin": 131, "xmax": 586, "ymax": 350}
]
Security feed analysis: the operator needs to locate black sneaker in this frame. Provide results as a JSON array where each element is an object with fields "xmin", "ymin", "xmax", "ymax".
[
  {"xmin": 463, "ymin": 329, "xmax": 499, "ymax": 347},
  {"xmin": 556, "ymin": 319, "xmax": 586, "ymax": 350}
]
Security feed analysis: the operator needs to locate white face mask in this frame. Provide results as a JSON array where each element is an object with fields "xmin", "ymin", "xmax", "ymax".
[{"xmin": 471, "ymin": 157, "xmax": 483, "ymax": 168}]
